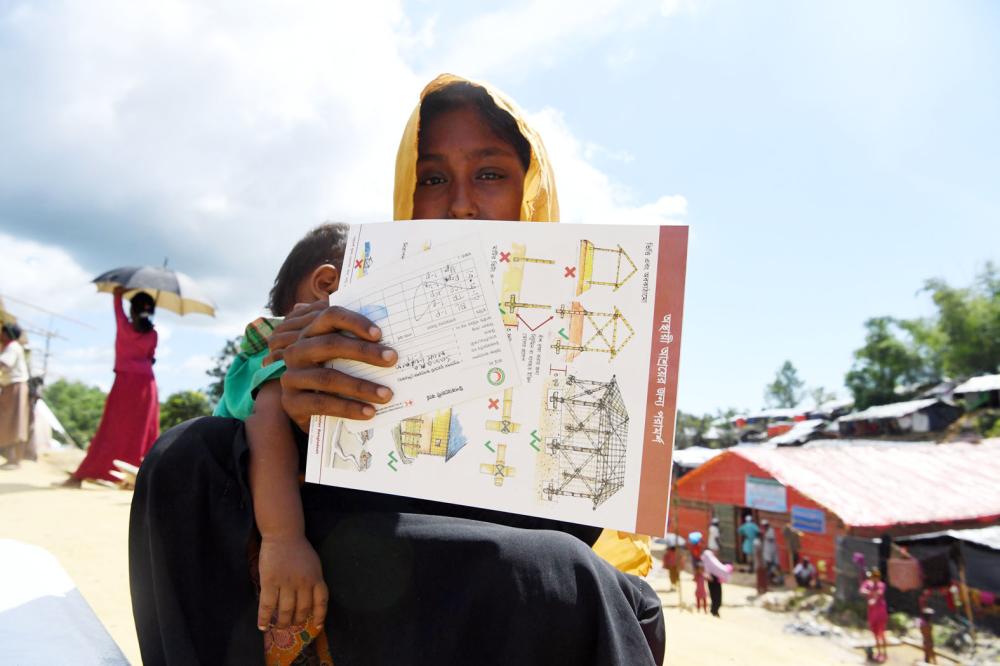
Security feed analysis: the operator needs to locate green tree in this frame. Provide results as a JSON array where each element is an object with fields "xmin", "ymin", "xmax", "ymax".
[
  {"xmin": 41, "ymin": 379, "xmax": 107, "ymax": 447},
  {"xmin": 764, "ymin": 360, "xmax": 805, "ymax": 408},
  {"xmin": 910, "ymin": 263, "xmax": 1000, "ymax": 377},
  {"xmin": 808, "ymin": 386, "xmax": 837, "ymax": 409},
  {"xmin": 160, "ymin": 390, "xmax": 213, "ymax": 431},
  {"xmin": 205, "ymin": 336, "xmax": 240, "ymax": 405},
  {"xmin": 845, "ymin": 317, "xmax": 931, "ymax": 410}
]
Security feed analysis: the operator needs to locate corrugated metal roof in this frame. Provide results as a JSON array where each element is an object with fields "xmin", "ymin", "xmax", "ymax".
[
  {"xmin": 898, "ymin": 526, "xmax": 1000, "ymax": 551},
  {"xmin": 768, "ymin": 419, "xmax": 826, "ymax": 446},
  {"xmin": 673, "ymin": 446, "xmax": 723, "ymax": 469},
  {"xmin": 838, "ymin": 398, "xmax": 940, "ymax": 422},
  {"xmin": 747, "ymin": 408, "xmax": 800, "ymax": 420},
  {"xmin": 729, "ymin": 440, "xmax": 1000, "ymax": 528},
  {"xmin": 954, "ymin": 374, "xmax": 1000, "ymax": 394}
]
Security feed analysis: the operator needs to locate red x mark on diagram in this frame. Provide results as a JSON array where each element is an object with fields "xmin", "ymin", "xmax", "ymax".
[
  {"xmin": 488, "ymin": 398, "xmax": 500, "ymax": 410},
  {"xmin": 499, "ymin": 251, "xmax": 511, "ymax": 263},
  {"xmin": 564, "ymin": 266, "xmax": 576, "ymax": 278},
  {"xmin": 355, "ymin": 259, "xmax": 363, "ymax": 269}
]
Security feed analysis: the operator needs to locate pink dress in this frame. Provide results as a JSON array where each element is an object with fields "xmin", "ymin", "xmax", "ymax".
[
  {"xmin": 860, "ymin": 579, "xmax": 888, "ymax": 634},
  {"xmin": 72, "ymin": 294, "xmax": 159, "ymax": 481},
  {"xmin": 694, "ymin": 570, "xmax": 707, "ymax": 600}
]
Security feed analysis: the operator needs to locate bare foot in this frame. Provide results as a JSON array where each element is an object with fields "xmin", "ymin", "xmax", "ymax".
[{"xmin": 53, "ymin": 476, "xmax": 82, "ymax": 488}]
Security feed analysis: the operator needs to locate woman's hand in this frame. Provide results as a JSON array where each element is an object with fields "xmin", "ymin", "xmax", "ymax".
[
  {"xmin": 273, "ymin": 303, "xmax": 398, "ymax": 431},
  {"xmin": 257, "ymin": 535, "xmax": 328, "ymax": 630}
]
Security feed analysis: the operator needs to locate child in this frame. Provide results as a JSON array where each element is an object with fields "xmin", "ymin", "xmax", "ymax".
[
  {"xmin": 693, "ymin": 560, "xmax": 708, "ymax": 613},
  {"xmin": 860, "ymin": 567, "xmax": 889, "ymax": 663},
  {"xmin": 214, "ymin": 223, "xmax": 349, "ymax": 664}
]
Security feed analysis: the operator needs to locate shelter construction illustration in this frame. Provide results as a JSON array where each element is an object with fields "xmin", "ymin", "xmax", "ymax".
[
  {"xmin": 392, "ymin": 408, "xmax": 468, "ymax": 464},
  {"xmin": 498, "ymin": 242, "xmax": 555, "ymax": 327},
  {"xmin": 552, "ymin": 302, "xmax": 635, "ymax": 361},
  {"xmin": 538, "ymin": 374, "xmax": 629, "ymax": 510},
  {"xmin": 575, "ymin": 241, "xmax": 638, "ymax": 296}
]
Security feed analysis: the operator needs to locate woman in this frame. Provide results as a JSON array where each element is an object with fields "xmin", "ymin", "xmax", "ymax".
[
  {"xmin": 130, "ymin": 75, "xmax": 664, "ymax": 665},
  {"xmin": 62, "ymin": 287, "xmax": 158, "ymax": 486},
  {"xmin": 0, "ymin": 323, "xmax": 30, "ymax": 470}
]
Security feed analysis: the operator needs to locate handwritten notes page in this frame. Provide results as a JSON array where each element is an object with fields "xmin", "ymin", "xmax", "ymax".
[
  {"xmin": 306, "ymin": 220, "xmax": 688, "ymax": 536},
  {"xmin": 321, "ymin": 236, "xmax": 518, "ymax": 432}
]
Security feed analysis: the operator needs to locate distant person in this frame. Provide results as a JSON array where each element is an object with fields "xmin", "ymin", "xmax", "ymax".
[
  {"xmin": 919, "ymin": 607, "xmax": 937, "ymax": 664},
  {"xmin": 794, "ymin": 556, "xmax": 817, "ymax": 589},
  {"xmin": 700, "ymin": 548, "xmax": 732, "ymax": 619},
  {"xmin": 0, "ymin": 323, "xmax": 30, "ymax": 470},
  {"xmin": 58, "ymin": 287, "xmax": 158, "ymax": 486},
  {"xmin": 693, "ymin": 560, "xmax": 708, "ymax": 614},
  {"xmin": 753, "ymin": 535, "xmax": 768, "ymax": 595},
  {"xmin": 708, "ymin": 517, "xmax": 721, "ymax": 552},
  {"xmin": 860, "ymin": 568, "xmax": 889, "ymax": 663},
  {"xmin": 783, "ymin": 523, "xmax": 802, "ymax": 568},
  {"xmin": 762, "ymin": 520, "xmax": 779, "ymax": 581},
  {"xmin": 662, "ymin": 544, "xmax": 684, "ymax": 592},
  {"xmin": 737, "ymin": 515, "xmax": 759, "ymax": 570}
]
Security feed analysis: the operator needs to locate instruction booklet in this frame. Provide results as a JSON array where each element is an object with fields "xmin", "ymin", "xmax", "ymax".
[{"xmin": 306, "ymin": 220, "xmax": 687, "ymax": 536}]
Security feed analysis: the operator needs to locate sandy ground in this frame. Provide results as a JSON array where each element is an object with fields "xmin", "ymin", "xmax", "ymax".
[{"xmin": 2, "ymin": 453, "xmax": 931, "ymax": 666}]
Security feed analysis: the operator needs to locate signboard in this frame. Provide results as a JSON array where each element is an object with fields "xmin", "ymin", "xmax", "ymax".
[
  {"xmin": 745, "ymin": 476, "xmax": 787, "ymax": 513},
  {"xmin": 791, "ymin": 505, "xmax": 826, "ymax": 534}
]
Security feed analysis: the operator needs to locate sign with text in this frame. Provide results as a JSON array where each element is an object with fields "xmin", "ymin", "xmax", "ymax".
[{"xmin": 745, "ymin": 476, "xmax": 787, "ymax": 513}]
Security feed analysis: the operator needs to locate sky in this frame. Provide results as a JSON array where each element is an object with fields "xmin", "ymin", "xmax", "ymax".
[{"xmin": 1, "ymin": 0, "xmax": 998, "ymax": 415}]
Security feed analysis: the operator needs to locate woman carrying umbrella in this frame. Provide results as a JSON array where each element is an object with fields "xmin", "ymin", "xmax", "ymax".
[{"xmin": 59, "ymin": 286, "xmax": 159, "ymax": 486}]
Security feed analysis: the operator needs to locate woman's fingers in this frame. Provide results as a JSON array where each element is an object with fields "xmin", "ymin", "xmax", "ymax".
[
  {"xmin": 284, "ymin": 332, "xmax": 397, "ymax": 369},
  {"xmin": 275, "ymin": 588, "xmax": 296, "ymax": 629},
  {"xmin": 258, "ymin": 585, "xmax": 279, "ymax": 631},
  {"xmin": 280, "ymin": 386, "xmax": 381, "ymax": 430},
  {"xmin": 312, "ymin": 582, "xmax": 329, "ymax": 626},
  {"xmin": 301, "ymin": 306, "xmax": 384, "ymax": 342},
  {"xmin": 293, "ymin": 587, "xmax": 312, "ymax": 626},
  {"xmin": 283, "ymin": 367, "xmax": 392, "ymax": 404}
]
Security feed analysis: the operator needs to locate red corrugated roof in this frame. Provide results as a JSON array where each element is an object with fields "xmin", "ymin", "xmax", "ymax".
[{"xmin": 728, "ymin": 440, "xmax": 1000, "ymax": 528}]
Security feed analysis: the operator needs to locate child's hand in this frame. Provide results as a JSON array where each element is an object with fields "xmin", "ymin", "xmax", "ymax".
[{"xmin": 257, "ymin": 535, "xmax": 329, "ymax": 631}]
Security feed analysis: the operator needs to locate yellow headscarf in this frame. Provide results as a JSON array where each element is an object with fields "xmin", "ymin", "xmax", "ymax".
[
  {"xmin": 393, "ymin": 73, "xmax": 558, "ymax": 223},
  {"xmin": 393, "ymin": 74, "xmax": 650, "ymax": 577}
]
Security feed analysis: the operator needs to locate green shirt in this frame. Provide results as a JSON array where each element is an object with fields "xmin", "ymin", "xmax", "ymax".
[{"xmin": 212, "ymin": 317, "xmax": 285, "ymax": 421}]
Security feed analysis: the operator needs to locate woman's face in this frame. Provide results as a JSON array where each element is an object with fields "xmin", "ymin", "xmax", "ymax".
[{"xmin": 412, "ymin": 105, "xmax": 526, "ymax": 221}]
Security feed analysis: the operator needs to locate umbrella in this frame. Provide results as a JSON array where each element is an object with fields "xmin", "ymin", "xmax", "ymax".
[{"xmin": 93, "ymin": 265, "xmax": 216, "ymax": 317}]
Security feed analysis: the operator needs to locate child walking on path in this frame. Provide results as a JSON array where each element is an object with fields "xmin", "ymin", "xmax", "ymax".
[{"xmin": 694, "ymin": 561, "xmax": 708, "ymax": 613}]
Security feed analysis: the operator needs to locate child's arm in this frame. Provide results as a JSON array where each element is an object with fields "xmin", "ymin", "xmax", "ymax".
[{"xmin": 247, "ymin": 380, "xmax": 328, "ymax": 631}]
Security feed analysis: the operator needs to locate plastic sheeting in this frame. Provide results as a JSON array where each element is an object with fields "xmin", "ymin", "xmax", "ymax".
[{"xmin": 733, "ymin": 441, "xmax": 1000, "ymax": 528}]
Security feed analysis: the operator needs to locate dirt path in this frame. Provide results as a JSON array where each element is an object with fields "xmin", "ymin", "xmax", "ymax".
[{"xmin": 3, "ymin": 454, "xmax": 929, "ymax": 666}]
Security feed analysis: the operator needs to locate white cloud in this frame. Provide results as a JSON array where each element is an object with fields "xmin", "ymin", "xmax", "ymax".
[
  {"xmin": 528, "ymin": 108, "xmax": 688, "ymax": 226},
  {"xmin": 2, "ymin": 0, "xmax": 692, "ymax": 396},
  {"xmin": 0, "ymin": 232, "xmax": 103, "ymax": 318}
]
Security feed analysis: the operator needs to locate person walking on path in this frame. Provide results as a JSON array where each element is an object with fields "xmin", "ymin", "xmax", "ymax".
[
  {"xmin": 860, "ymin": 567, "xmax": 889, "ymax": 662},
  {"xmin": 753, "ymin": 535, "xmax": 768, "ymax": 595},
  {"xmin": 738, "ymin": 515, "xmax": 759, "ymax": 571},
  {"xmin": 762, "ymin": 520, "xmax": 779, "ymax": 582},
  {"xmin": 0, "ymin": 323, "xmax": 31, "ymax": 470},
  {"xmin": 708, "ymin": 517, "xmax": 721, "ymax": 552},
  {"xmin": 59, "ymin": 287, "xmax": 159, "ymax": 486},
  {"xmin": 693, "ymin": 561, "xmax": 708, "ymax": 614}
]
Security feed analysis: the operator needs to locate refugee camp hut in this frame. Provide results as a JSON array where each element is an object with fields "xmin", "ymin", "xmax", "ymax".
[
  {"xmin": 768, "ymin": 419, "xmax": 828, "ymax": 447},
  {"xmin": 837, "ymin": 398, "xmax": 962, "ymax": 438},
  {"xmin": 672, "ymin": 441, "xmax": 1000, "ymax": 580},
  {"xmin": 953, "ymin": 374, "xmax": 1000, "ymax": 410}
]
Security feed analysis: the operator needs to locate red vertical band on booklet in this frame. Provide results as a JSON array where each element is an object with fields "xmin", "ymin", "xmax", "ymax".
[{"xmin": 636, "ymin": 226, "xmax": 688, "ymax": 536}]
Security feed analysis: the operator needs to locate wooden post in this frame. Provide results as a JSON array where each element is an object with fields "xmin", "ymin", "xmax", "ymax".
[{"xmin": 957, "ymin": 557, "xmax": 976, "ymax": 643}]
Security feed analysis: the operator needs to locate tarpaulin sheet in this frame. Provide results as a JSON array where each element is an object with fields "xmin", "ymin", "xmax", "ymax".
[{"xmin": 731, "ymin": 441, "xmax": 1000, "ymax": 528}]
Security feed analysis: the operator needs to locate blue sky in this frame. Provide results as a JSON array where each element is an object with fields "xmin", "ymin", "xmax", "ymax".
[{"xmin": 1, "ymin": 0, "xmax": 998, "ymax": 414}]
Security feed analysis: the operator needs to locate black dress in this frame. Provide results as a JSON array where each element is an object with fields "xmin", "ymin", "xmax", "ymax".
[{"xmin": 129, "ymin": 417, "xmax": 665, "ymax": 665}]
